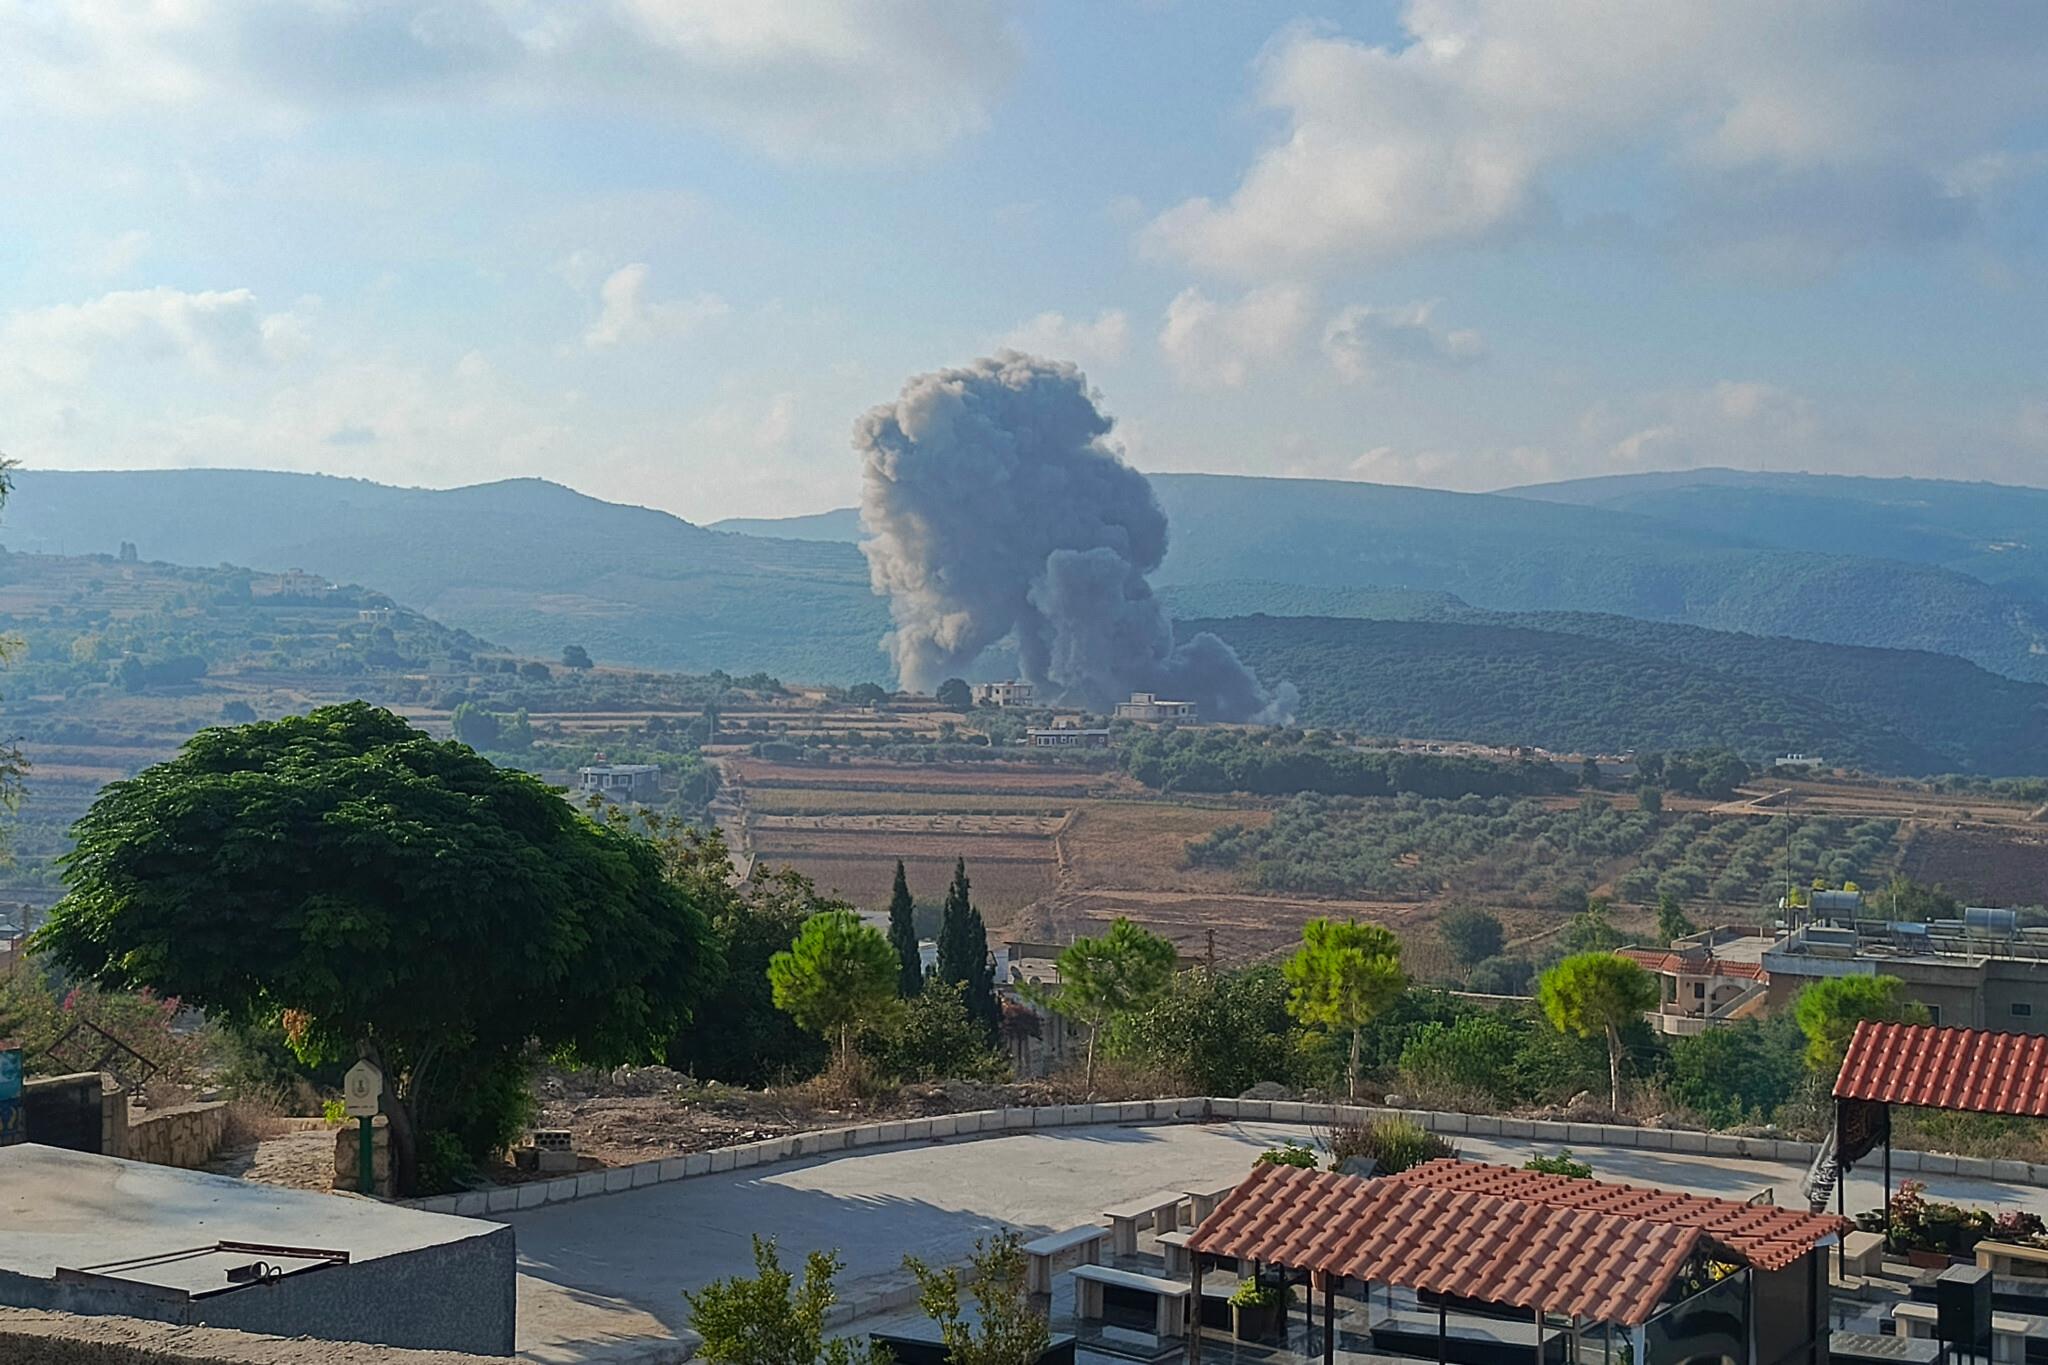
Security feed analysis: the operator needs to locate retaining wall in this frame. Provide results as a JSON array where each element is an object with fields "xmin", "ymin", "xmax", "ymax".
[
  {"xmin": 122, "ymin": 1101, "xmax": 230, "ymax": 1170},
  {"xmin": 408, "ymin": 1096, "xmax": 2048, "ymax": 1223},
  {"xmin": 0, "ymin": 1307, "xmax": 503, "ymax": 1365}
]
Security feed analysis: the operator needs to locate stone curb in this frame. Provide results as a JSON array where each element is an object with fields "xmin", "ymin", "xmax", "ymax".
[{"xmin": 406, "ymin": 1097, "xmax": 2048, "ymax": 1218}]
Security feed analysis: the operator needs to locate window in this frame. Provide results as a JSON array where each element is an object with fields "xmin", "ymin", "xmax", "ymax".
[
  {"xmin": 1692, "ymin": 983, "xmax": 1705, "ymax": 1000},
  {"xmin": 1925, "ymin": 1005, "xmax": 1941, "ymax": 1025},
  {"xmin": 2014, "ymin": 1002, "xmax": 2034, "ymax": 1019}
]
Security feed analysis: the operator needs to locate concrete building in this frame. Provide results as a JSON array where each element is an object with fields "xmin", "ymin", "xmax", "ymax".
[
  {"xmin": 0, "ymin": 904, "xmax": 27, "ymax": 974},
  {"xmin": 575, "ymin": 763, "xmax": 660, "ymax": 803},
  {"xmin": 1113, "ymin": 692, "xmax": 1196, "ymax": 724},
  {"xmin": 0, "ymin": 1146, "xmax": 514, "ymax": 1356},
  {"xmin": 1619, "ymin": 928, "xmax": 1773, "ymax": 1035},
  {"xmin": 1763, "ymin": 911, "xmax": 2048, "ymax": 1031},
  {"xmin": 1774, "ymin": 753, "xmax": 1826, "ymax": 772},
  {"xmin": 971, "ymin": 681, "xmax": 1035, "ymax": 708},
  {"xmin": 1025, "ymin": 718, "xmax": 1110, "ymax": 749}
]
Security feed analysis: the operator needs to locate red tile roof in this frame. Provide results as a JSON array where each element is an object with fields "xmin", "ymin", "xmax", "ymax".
[
  {"xmin": 1389, "ymin": 1160, "xmax": 1847, "ymax": 1272},
  {"xmin": 1187, "ymin": 1163, "xmax": 1701, "ymax": 1326},
  {"xmin": 1834, "ymin": 1020, "xmax": 2048, "ymax": 1117},
  {"xmin": 1616, "ymin": 947, "xmax": 1767, "ymax": 981}
]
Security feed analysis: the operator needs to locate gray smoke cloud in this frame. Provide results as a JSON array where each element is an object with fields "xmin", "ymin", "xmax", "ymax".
[{"xmin": 855, "ymin": 352, "xmax": 1296, "ymax": 723}]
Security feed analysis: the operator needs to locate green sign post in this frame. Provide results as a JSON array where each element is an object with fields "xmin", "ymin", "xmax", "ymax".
[{"xmin": 342, "ymin": 1059, "xmax": 384, "ymax": 1196}]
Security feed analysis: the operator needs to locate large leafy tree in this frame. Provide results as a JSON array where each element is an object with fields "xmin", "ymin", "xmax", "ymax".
[
  {"xmin": 767, "ymin": 910, "xmax": 900, "ymax": 1070},
  {"xmin": 35, "ymin": 702, "xmax": 718, "ymax": 1193},
  {"xmin": 934, "ymin": 858, "xmax": 998, "ymax": 1037},
  {"xmin": 1538, "ymin": 952, "xmax": 1659, "ymax": 1111},
  {"xmin": 1282, "ymin": 919, "xmax": 1405, "ymax": 1099},
  {"xmin": 1041, "ymin": 918, "xmax": 1178, "ymax": 1093},
  {"xmin": 1436, "ymin": 906, "xmax": 1504, "ymax": 966},
  {"xmin": 886, "ymin": 860, "xmax": 922, "ymax": 997},
  {"xmin": 1793, "ymin": 974, "xmax": 1927, "ymax": 1077},
  {"xmin": 1105, "ymin": 964, "xmax": 1296, "ymax": 1096}
]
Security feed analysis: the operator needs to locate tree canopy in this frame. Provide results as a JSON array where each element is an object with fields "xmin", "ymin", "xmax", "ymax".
[
  {"xmin": 1537, "ymin": 953, "xmax": 1658, "ymax": 1110},
  {"xmin": 1794, "ymin": 974, "xmax": 1927, "ymax": 1076},
  {"xmin": 1043, "ymin": 918, "xmax": 1178, "ymax": 1092},
  {"xmin": 35, "ymin": 702, "xmax": 718, "ymax": 1192},
  {"xmin": 886, "ymin": 860, "xmax": 922, "ymax": 998},
  {"xmin": 935, "ymin": 859, "xmax": 998, "ymax": 1036},
  {"xmin": 767, "ymin": 910, "xmax": 900, "ymax": 1070},
  {"xmin": 1282, "ymin": 919, "xmax": 1405, "ymax": 1098}
]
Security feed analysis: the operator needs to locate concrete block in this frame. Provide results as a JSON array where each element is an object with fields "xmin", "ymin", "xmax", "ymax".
[
  {"xmin": 1668, "ymin": 1129, "xmax": 1707, "ymax": 1154},
  {"xmin": 517, "ymin": 1181, "xmax": 549, "ymax": 1210},
  {"xmin": 455, "ymin": 1192, "xmax": 490, "ymax": 1218},
  {"xmin": 1061, "ymin": 1104, "xmax": 1092, "ymax": 1126},
  {"xmin": 975, "ymin": 1109, "xmax": 1007, "ymax": 1132},
  {"xmin": 603, "ymin": 1167, "xmax": 633, "ymax": 1193},
  {"xmin": 1891, "ymin": 1149, "xmax": 1921, "ymax": 1174},
  {"xmin": 1176, "ymin": 1097, "xmax": 1208, "ymax": 1120},
  {"xmin": 1599, "ymin": 1126, "xmax": 1635, "ymax": 1147},
  {"xmin": 1004, "ymin": 1107, "xmax": 1036, "ymax": 1130},
  {"xmin": 486, "ymin": 1186, "xmax": 519, "ymax": 1214},
  {"xmin": 928, "ymin": 1114, "xmax": 958, "ymax": 1139},
  {"xmin": 1398, "ymin": 1109, "xmax": 1433, "ymax": 1130},
  {"xmin": 418, "ymin": 1196, "xmax": 460, "ymax": 1214},
  {"xmin": 1993, "ymin": 1160, "xmax": 2031, "ymax": 1185},
  {"xmin": 1269, "ymin": 1102, "xmax": 1306, "ymax": 1124},
  {"xmin": 902, "ymin": 1118, "xmax": 934, "ymax": 1142},
  {"xmin": 661, "ymin": 1158, "xmax": 691, "ymax": 1181},
  {"xmin": 1637, "ymin": 1128, "xmax": 1673, "ymax": 1151},
  {"xmin": 1953, "ymin": 1156, "xmax": 1994, "ymax": 1181},
  {"xmin": 1921, "ymin": 1153, "xmax": 1958, "ymax": 1176},
  {"xmin": 1566, "ymin": 1123, "xmax": 1603, "ymax": 1145},
  {"xmin": 1499, "ymin": 1117, "xmax": 1534, "ymax": 1139},
  {"xmin": 1433, "ymin": 1111, "xmax": 1470, "ymax": 1135},
  {"xmin": 847, "ymin": 1124, "xmax": 876, "ymax": 1147},
  {"xmin": 1116, "ymin": 1101, "xmax": 1149, "ymax": 1123},
  {"xmin": 632, "ymin": 1161, "xmax": 661, "ymax": 1186},
  {"xmin": 1529, "ymin": 1121, "xmax": 1569, "ymax": 1143},
  {"xmin": 1234, "ymin": 1100, "xmax": 1271, "ymax": 1123},
  {"xmin": 576, "ymin": 1171, "xmax": 606, "ymax": 1198},
  {"xmin": 709, "ymin": 1147, "xmax": 736, "ymax": 1172},
  {"xmin": 879, "ymin": 1121, "xmax": 908, "ymax": 1143},
  {"xmin": 1704, "ymin": 1133, "xmax": 1742, "ymax": 1157},
  {"xmin": 547, "ymin": 1177, "xmax": 579, "ymax": 1203}
]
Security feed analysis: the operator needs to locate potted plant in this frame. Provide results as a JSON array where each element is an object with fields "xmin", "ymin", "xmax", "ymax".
[{"xmin": 1229, "ymin": 1277, "xmax": 1290, "ymax": 1342}]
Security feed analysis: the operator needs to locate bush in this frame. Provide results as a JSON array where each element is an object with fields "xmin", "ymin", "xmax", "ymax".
[
  {"xmin": 1103, "ymin": 965, "xmax": 1296, "ymax": 1095},
  {"xmin": 860, "ymin": 980, "xmax": 1008, "ymax": 1084},
  {"xmin": 1438, "ymin": 906, "xmax": 1505, "ymax": 966},
  {"xmin": 1254, "ymin": 1141, "xmax": 1318, "ymax": 1169},
  {"xmin": 1324, "ymin": 1117, "xmax": 1457, "ymax": 1175},
  {"xmin": 1523, "ymin": 1150, "xmax": 1593, "ymax": 1179},
  {"xmin": 1399, "ymin": 1014, "xmax": 1521, "ymax": 1104}
]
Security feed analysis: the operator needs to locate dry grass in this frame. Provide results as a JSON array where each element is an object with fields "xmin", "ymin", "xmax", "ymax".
[
  {"xmin": 1058, "ymin": 801, "xmax": 1273, "ymax": 895},
  {"xmin": 745, "ymin": 788, "xmax": 1074, "ymax": 815},
  {"xmin": 220, "ymin": 1096, "xmax": 290, "ymax": 1148}
]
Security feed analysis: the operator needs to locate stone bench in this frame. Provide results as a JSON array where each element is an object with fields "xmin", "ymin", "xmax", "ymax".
[
  {"xmin": 1102, "ymin": 1190, "xmax": 1187, "ymax": 1255},
  {"xmin": 1842, "ymin": 1230, "xmax": 1886, "ymax": 1277},
  {"xmin": 1183, "ymin": 1181, "xmax": 1238, "ymax": 1227},
  {"xmin": 1071, "ymin": 1264, "xmax": 1192, "ymax": 1338},
  {"xmin": 1893, "ymin": 1302, "xmax": 2039, "ymax": 1364},
  {"xmin": 1022, "ymin": 1225, "xmax": 1109, "ymax": 1294},
  {"xmin": 1977, "ymin": 1240, "xmax": 2048, "ymax": 1280}
]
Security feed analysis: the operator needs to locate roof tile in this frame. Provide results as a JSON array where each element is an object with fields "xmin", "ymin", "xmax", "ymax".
[{"xmin": 1834, "ymin": 1020, "xmax": 2048, "ymax": 1117}]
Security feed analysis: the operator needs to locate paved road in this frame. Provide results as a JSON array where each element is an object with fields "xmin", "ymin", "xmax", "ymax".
[{"xmin": 503, "ymin": 1121, "xmax": 2048, "ymax": 1364}]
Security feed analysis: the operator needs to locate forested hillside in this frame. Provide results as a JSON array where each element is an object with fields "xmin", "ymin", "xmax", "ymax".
[{"xmin": 1190, "ymin": 613, "xmax": 2048, "ymax": 775}]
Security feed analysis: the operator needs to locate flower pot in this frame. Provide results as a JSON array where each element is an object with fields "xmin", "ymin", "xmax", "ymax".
[
  {"xmin": 1232, "ymin": 1302, "xmax": 1284, "ymax": 1342},
  {"xmin": 1907, "ymin": 1248, "xmax": 1951, "ymax": 1270}
]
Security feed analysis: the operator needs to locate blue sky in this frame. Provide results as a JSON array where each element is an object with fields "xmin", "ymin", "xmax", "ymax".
[{"xmin": 2, "ymin": 1, "xmax": 2045, "ymax": 523}]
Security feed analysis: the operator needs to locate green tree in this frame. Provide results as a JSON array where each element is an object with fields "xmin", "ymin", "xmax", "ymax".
[
  {"xmin": 1467, "ymin": 955, "xmax": 1534, "ymax": 996},
  {"xmin": 860, "ymin": 979, "xmax": 1006, "ymax": 1083},
  {"xmin": 1282, "ymin": 919, "xmax": 1405, "ymax": 1099},
  {"xmin": 1561, "ymin": 901, "xmax": 1624, "ymax": 955},
  {"xmin": 1104, "ymin": 965, "xmax": 1296, "ymax": 1095},
  {"xmin": 1041, "ymin": 918, "xmax": 1178, "ymax": 1093},
  {"xmin": 1793, "ymin": 974, "xmax": 1927, "ymax": 1077},
  {"xmin": 886, "ymin": 860, "xmax": 922, "ymax": 997},
  {"xmin": 1537, "ymin": 953, "xmax": 1658, "ymax": 1111},
  {"xmin": 685, "ymin": 1236, "xmax": 890, "ymax": 1365},
  {"xmin": 935, "ymin": 858, "xmax": 998, "ymax": 1036},
  {"xmin": 768, "ymin": 910, "xmax": 900, "ymax": 1070},
  {"xmin": 1655, "ymin": 894, "xmax": 1696, "ymax": 947},
  {"xmin": 1637, "ymin": 787, "xmax": 1665, "ymax": 815},
  {"xmin": 518, "ymin": 660, "xmax": 552, "ymax": 681},
  {"xmin": 1437, "ymin": 906, "xmax": 1504, "ymax": 966},
  {"xmin": 1662, "ymin": 1017, "xmax": 1803, "ymax": 1126},
  {"xmin": 1580, "ymin": 756, "xmax": 1601, "ymax": 790},
  {"xmin": 450, "ymin": 701, "xmax": 500, "ymax": 749},
  {"xmin": 904, "ymin": 1233, "xmax": 1049, "ymax": 1365},
  {"xmin": 562, "ymin": 644, "xmax": 594, "ymax": 670},
  {"xmin": 35, "ymin": 703, "xmax": 717, "ymax": 1193},
  {"xmin": 1399, "ymin": 1013, "xmax": 1522, "ymax": 1102},
  {"xmin": 935, "ymin": 678, "xmax": 973, "ymax": 710},
  {"xmin": 846, "ymin": 683, "xmax": 890, "ymax": 707}
]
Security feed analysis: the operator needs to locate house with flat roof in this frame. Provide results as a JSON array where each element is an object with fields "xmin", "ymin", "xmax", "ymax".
[
  {"xmin": 576, "ymin": 763, "xmax": 661, "ymax": 803},
  {"xmin": 971, "ymin": 681, "xmax": 1036, "ymax": 707},
  {"xmin": 1763, "ymin": 910, "xmax": 2048, "ymax": 1032},
  {"xmin": 1113, "ymin": 692, "xmax": 1195, "ymax": 724},
  {"xmin": 1026, "ymin": 717, "xmax": 1110, "ymax": 749}
]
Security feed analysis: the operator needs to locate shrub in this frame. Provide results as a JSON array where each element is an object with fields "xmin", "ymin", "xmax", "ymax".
[
  {"xmin": 1324, "ymin": 1117, "xmax": 1456, "ymax": 1175},
  {"xmin": 1254, "ymin": 1141, "xmax": 1318, "ymax": 1169},
  {"xmin": 1523, "ymin": 1150, "xmax": 1593, "ymax": 1179}
]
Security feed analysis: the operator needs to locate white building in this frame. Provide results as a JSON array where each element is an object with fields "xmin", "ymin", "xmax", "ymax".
[
  {"xmin": 1113, "ymin": 692, "xmax": 1196, "ymax": 724},
  {"xmin": 576, "ymin": 764, "xmax": 661, "ymax": 802},
  {"xmin": 1026, "ymin": 718, "xmax": 1110, "ymax": 749},
  {"xmin": 971, "ymin": 681, "xmax": 1036, "ymax": 708}
]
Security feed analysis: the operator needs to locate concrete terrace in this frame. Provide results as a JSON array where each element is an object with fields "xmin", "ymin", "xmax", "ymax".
[{"xmin": 501, "ymin": 1117, "xmax": 2048, "ymax": 1364}]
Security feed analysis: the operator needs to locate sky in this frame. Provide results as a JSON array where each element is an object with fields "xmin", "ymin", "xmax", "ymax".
[{"xmin": 2, "ymin": 0, "xmax": 2046, "ymax": 524}]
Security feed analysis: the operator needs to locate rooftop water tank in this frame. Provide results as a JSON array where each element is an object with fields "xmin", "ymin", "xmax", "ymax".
[{"xmin": 1965, "ymin": 906, "xmax": 2018, "ymax": 936}]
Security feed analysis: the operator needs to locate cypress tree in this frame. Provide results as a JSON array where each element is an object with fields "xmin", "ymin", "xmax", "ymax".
[
  {"xmin": 887, "ymin": 859, "xmax": 922, "ymax": 997},
  {"xmin": 936, "ymin": 857, "xmax": 1000, "ymax": 1037}
]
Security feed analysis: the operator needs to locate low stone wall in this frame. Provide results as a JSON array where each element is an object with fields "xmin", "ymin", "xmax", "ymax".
[
  {"xmin": 334, "ymin": 1115, "xmax": 391, "ymax": 1197},
  {"xmin": 0, "ymin": 1307, "xmax": 502, "ymax": 1365},
  {"xmin": 407, "ymin": 1095, "xmax": 2048, "ymax": 1223},
  {"xmin": 122, "ymin": 1101, "xmax": 229, "ymax": 1170}
]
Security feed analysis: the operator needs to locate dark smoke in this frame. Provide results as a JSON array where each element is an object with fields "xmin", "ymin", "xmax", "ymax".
[{"xmin": 855, "ymin": 352, "xmax": 1295, "ymax": 723}]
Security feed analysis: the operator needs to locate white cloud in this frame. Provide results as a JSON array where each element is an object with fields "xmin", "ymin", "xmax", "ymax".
[
  {"xmin": 1147, "ymin": 4, "xmax": 2048, "ymax": 276},
  {"xmin": 83, "ymin": 229, "xmax": 151, "ymax": 280},
  {"xmin": 1322, "ymin": 301, "xmax": 1484, "ymax": 384},
  {"xmin": 997, "ymin": 309, "xmax": 1131, "ymax": 367},
  {"xmin": 0, "ymin": 286, "xmax": 310, "ymax": 388},
  {"xmin": 1158, "ymin": 285, "xmax": 1309, "ymax": 389},
  {"xmin": 0, "ymin": 0, "xmax": 1017, "ymax": 161},
  {"xmin": 582, "ymin": 264, "xmax": 728, "ymax": 349}
]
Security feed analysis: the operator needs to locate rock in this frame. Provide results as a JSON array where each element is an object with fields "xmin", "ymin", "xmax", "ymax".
[{"xmin": 1238, "ymin": 1081, "xmax": 1298, "ymax": 1102}]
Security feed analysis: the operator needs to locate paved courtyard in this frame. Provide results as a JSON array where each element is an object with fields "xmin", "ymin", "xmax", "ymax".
[{"xmin": 503, "ymin": 1120, "xmax": 2048, "ymax": 1364}]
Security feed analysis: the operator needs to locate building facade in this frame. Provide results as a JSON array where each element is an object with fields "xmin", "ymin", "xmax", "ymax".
[
  {"xmin": 1113, "ymin": 692, "xmax": 1196, "ymax": 724},
  {"xmin": 1025, "ymin": 719, "xmax": 1110, "ymax": 749},
  {"xmin": 575, "ymin": 764, "xmax": 662, "ymax": 803},
  {"xmin": 971, "ymin": 681, "xmax": 1036, "ymax": 707},
  {"xmin": 1762, "ymin": 913, "xmax": 2048, "ymax": 1032}
]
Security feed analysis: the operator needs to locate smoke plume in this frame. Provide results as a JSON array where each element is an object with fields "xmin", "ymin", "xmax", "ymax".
[{"xmin": 855, "ymin": 352, "xmax": 1294, "ymax": 723}]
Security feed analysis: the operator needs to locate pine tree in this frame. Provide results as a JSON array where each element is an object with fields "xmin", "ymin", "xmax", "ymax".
[
  {"xmin": 887, "ymin": 860, "xmax": 922, "ymax": 997},
  {"xmin": 936, "ymin": 858, "xmax": 999, "ymax": 1037}
]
